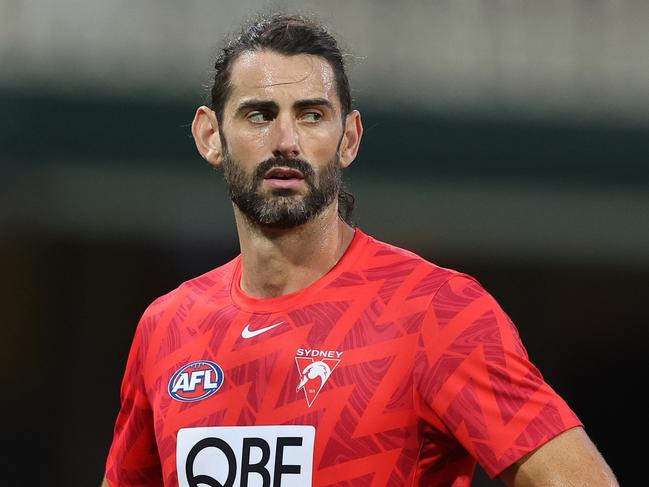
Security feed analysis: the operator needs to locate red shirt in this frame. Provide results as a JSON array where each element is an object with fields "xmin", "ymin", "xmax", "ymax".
[{"xmin": 106, "ymin": 229, "xmax": 581, "ymax": 486}]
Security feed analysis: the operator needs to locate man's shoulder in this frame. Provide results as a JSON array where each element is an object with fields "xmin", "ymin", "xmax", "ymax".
[{"xmin": 359, "ymin": 231, "xmax": 474, "ymax": 294}]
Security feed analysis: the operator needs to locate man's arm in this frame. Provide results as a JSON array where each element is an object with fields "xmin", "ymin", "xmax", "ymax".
[
  {"xmin": 499, "ymin": 427, "xmax": 618, "ymax": 486},
  {"xmin": 100, "ymin": 476, "xmax": 110, "ymax": 487}
]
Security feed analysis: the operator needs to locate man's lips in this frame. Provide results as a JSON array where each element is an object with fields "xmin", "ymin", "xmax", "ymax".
[
  {"xmin": 263, "ymin": 179, "xmax": 305, "ymax": 190},
  {"xmin": 264, "ymin": 167, "xmax": 305, "ymax": 180},
  {"xmin": 263, "ymin": 167, "xmax": 305, "ymax": 190}
]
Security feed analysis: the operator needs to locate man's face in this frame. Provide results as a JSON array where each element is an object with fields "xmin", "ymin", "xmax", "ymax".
[{"xmin": 217, "ymin": 50, "xmax": 346, "ymax": 228}]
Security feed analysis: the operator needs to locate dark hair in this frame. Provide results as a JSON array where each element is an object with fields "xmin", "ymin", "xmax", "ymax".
[
  {"xmin": 208, "ymin": 13, "xmax": 356, "ymax": 224},
  {"xmin": 209, "ymin": 13, "xmax": 352, "ymax": 121}
]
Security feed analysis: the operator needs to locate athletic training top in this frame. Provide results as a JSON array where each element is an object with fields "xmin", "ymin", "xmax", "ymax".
[{"xmin": 105, "ymin": 228, "xmax": 581, "ymax": 487}]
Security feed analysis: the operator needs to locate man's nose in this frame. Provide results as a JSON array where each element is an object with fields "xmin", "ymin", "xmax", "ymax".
[{"xmin": 272, "ymin": 115, "xmax": 300, "ymax": 159}]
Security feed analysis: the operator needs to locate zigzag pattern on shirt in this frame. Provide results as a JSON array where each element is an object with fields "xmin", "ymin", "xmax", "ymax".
[{"xmin": 110, "ymin": 237, "xmax": 579, "ymax": 486}]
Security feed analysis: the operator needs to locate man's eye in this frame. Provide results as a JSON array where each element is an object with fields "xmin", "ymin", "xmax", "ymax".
[
  {"xmin": 248, "ymin": 112, "xmax": 272, "ymax": 123},
  {"xmin": 302, "ymin": 112, "xmax": 323, "ymax": 123}
]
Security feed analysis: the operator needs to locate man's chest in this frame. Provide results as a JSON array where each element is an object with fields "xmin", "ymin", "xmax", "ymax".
[
  {"xmin": 152, "ymin": 312, "xmax": 419, "ymax": 422},
  {"xmin": 146, "ymin": 307, "xmax": 425, "ymax": 485}
]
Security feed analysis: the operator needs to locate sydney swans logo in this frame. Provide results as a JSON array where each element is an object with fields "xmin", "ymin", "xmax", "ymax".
[{"xmin": 295, "ymin": 348, "xmax": 342, "ymax": 407}]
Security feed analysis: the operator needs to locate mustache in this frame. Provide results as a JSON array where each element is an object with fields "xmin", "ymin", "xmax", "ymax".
[{"xmin": 253, "ymin": 157, "xmax": 316, "ymax": 183}]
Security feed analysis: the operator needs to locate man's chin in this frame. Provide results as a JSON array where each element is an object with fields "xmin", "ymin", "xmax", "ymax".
[
  {"xmin": 249, "ymin": 212, "xmax": 312, "ymax": 229},
  {"xmin": 264, "ymin": 187, "xmax": 305, "ymax": 198},
  {"xmin": 232, "ymin": 185, "xmax": 335, "ymax": 229},
  {"xmin": 242, "ymin": 201, "xmax": 327, "ymax": 229}
]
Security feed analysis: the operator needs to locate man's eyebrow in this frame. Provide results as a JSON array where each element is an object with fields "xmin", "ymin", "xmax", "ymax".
[
  {"xmin": 234, "ymin": 98, "xmax": 334, "ymax": 116},
  {"xmin": 293, "ymin": 98, "xmax": 334, "ymax": 110},
  {"xmin": 235, "ymin": 100, "xmax": 279, "ymax": 116}
]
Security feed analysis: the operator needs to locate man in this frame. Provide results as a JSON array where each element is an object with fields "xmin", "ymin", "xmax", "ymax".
[{"xmin": 103, "ymin": 13, "xmax": 618, "ymax": 487}]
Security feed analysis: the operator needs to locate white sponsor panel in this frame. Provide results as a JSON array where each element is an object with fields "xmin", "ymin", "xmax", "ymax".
[{"xmin": 177, "ymin": 425, "xmax": 315, "ymax": 487}]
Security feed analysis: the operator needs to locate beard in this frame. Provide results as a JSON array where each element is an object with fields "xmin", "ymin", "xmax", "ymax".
[{"xmin": 221, "ymin": 145, "xmax": 342, "ymax": 229}]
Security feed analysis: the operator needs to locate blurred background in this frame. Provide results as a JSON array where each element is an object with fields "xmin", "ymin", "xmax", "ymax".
[{"xmin": 1, "ymin": 0, "xmax": 647, "ymax": 485}]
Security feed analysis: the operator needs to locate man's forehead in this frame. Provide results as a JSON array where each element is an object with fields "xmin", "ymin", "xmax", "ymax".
[{"xmin": 228, "ymin": 50, "xmax": 337, "ymax": 104}]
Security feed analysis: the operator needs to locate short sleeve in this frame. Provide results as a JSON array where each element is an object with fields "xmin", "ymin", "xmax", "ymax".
[
  {"xmin": 105, "ymin": 313, "xmax": 163, "ymax": 487},
  {"xmin": 415, "ymin": 275, "xmax": 582, "ymax": 478}
]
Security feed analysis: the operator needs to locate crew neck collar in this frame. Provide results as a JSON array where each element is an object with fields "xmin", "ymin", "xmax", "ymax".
[{"xmin": 229, "ymin": 228, "xmax": 369, "ymax": 313}]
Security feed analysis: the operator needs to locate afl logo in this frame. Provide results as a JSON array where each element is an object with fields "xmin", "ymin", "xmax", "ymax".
[{"xmin": 168, "ymin": 361, "xmax": 224, "ymax": 402}]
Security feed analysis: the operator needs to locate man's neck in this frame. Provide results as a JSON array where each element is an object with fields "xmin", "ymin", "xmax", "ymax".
[{"xmin": 234, "ymin": 204, "xmax": 355, "ymax": 298}]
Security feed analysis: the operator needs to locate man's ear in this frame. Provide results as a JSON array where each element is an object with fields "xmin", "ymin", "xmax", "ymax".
[
  {"xmin": 192, "ymin": 106, "xmax": 223, "ymax": 167},
  {"xmin": 338, "ymin": 110, "xmax": 363, "ymax": 169}
]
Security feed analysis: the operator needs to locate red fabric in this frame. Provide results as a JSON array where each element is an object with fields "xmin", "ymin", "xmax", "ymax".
[{"xmin": 106, "ymin": 228, "xmax": 581, "ymax": 486}]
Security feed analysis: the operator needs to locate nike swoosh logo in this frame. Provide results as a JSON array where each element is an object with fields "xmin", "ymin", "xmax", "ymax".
[{"xmin": 241, "ymin": 321, "xmax": 286, "ymax": 339}]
